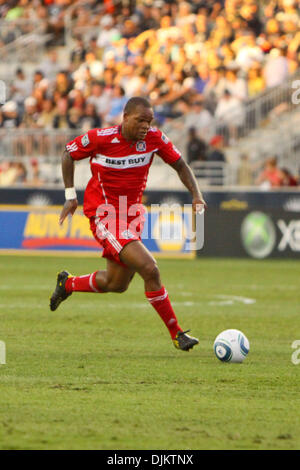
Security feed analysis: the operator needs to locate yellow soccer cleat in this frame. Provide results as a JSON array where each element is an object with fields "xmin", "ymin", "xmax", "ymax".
[
  {"xmin": 173, "ymin": 330, "xmax": 199, "ymax": 351},
  {"xmin": 50, "ymin": 270, "xmax": 73, "ymax": 311}
]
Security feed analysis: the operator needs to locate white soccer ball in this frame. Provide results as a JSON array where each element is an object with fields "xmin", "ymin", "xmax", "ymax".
[{"xmin": 213, "ymin": 329, "xmax": 250, "ymax": 363}]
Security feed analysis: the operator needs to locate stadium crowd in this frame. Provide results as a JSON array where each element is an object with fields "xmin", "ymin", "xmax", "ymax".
[{"xmin": 0, "ymin": 0, "xmax": 299, "ymax": 186}]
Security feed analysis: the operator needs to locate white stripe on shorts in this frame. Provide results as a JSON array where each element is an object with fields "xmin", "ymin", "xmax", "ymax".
[{"xmin": 95, "ymin": 218, "xmax": 123, "ymax": 253}]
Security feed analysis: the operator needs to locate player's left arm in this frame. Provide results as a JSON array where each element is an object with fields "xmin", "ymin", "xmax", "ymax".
[
  {"xmin": 171, "ymin": 158, "xmax": 207, "ymax": 213},
  {"xmin": 155, "ymin": 129, "xmax": 206, "ymax": 212}
]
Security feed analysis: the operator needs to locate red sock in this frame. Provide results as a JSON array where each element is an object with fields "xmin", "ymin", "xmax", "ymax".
[
  {"xmin": 65, "ymin": 272, "xmax": 102, "ymax": 293},
  {"xmin": 146, "ymin": 286, "xmax": 182, "ymax": 339}
]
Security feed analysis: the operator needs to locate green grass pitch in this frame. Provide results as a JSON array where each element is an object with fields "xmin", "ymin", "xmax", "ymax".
[{"xmin": 0, "ymin": 254, "xmax": 299, "ymax": 450}]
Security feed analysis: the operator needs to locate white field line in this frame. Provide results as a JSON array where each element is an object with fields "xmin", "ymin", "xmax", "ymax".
[
  {"xmin": 77, "ymin": 301, "xmax": 197, "ymax": 310},
  {"xmin": 209, "ymin": 295, "xmax": 256, "ymax": 306}
]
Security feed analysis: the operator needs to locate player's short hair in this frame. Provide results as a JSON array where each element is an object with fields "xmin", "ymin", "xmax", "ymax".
[{"xmin": 124, "ymin": 97, "xmax": 152, "ymax": 115}]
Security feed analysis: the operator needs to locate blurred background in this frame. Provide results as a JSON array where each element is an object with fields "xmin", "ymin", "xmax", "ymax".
[{"xmin": 0, "ymin": 0, "xmax": 299, "ymax": 259}]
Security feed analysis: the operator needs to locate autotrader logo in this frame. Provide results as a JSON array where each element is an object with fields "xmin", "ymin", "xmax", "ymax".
[{"xmin": 241, "ymin": 211, "xmax": 276, "ymax": 259}]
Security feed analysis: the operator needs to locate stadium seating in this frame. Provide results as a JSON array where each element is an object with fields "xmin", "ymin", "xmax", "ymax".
[{"xmin": 0, "ymin": 0, "xmax": 299, "ymax": 188}]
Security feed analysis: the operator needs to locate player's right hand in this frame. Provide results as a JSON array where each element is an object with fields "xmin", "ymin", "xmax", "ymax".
[
  {"xmin": 192, "ymin": 196, "xmax": 207, "ymax": 214},
  {"xmin": 59, "ymin": 199, "xmax": 78, "ymax": 225}
]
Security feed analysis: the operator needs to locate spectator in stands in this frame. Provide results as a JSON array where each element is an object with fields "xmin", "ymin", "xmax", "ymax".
[
  {"xmin": 14, "ymin": 162, "xmax": 27, "ymax": 184},
  {"xmin": 40, "ymin": 49, "xmax": 61, "ymax": 83},
  {"xmin": 207, "ymin": 135, "xmax": 226, "ymax": 164},
  {"xmin": 0, "ymin": 1, "xmax": 10, "ymax": 19},
  {"xmin": 32, "ymin": 86, "xmax": 47, "ymax": 114},
  {"xmin": 36, "ymin": 98, "xmax": 55, "ymax": 155},
  {"xmin": 33, "ymin": 1, "xmax": 49, "ymax": 34},
  {"xmin": 72, "ymin": 5, "xmax": 91, "ymax": 29},
  {"xmin": 202, "ymin": 67, "xmax": 226, "ymax": 114},
  {"xmin": 239, "ymin": 1, "xmax": 262, "ymax": 36},
  {"xmin": 119, "ymin": 65, "xmax": 147, "ymax": 97},
  {"xmin": 96, "ymin": 14, "xmax": 120, "ymax": 50},
  {"xmin": 52, "ymin": 98, "xmax": 71, "ymax": 129},
  {"xmin": 0, "ymin": 160, "xmax": 26, "ymax": 185},
  {"xmin": 46, "ymin": 0, "xmax": 68, "ymax": 46},
  {"xmin": 18, "ymin": 96, "xmax": 40, "ymax": 156},
  {"xmin": 2, "ymin": 20, "xmax": 17, "ymax": 44},
  {"xmin": 37, "ymin": 99, "xmax": 55, "ymax": 129},
  {"xmin": 20, "ymin": 97, "xmax": 40, "ymax": 128},
  {"xmin": 263, "ymin": 47, "xmax": 289, "ymax": 88},
  {"xmin": 121, "ymin": 19, "xmax": 139, "ymax": 39},
  {"xmin": 237, "ymin": 154, "xmax": 254, "ymax": 186},
  {"xmin": 0, "ymin": 162, "xmax": 20, "ymax": 186},
  {"xmin": 10, "ymin": 68, "xmax": 32, "ymax": 110},
  {"xmin": 32, "ymin": 70, "xmax": 45, "ymax": 92},
  {"xmin": 54, "ymin": 70, "xmax": 73, "ymax": 96},
  {"xmin": 72, "ymin": 52, "xmax": 103, "ymax": 91},
  {"xmin": 194, "ymin": 10, "xmax": 208, "ymax": 39},
  {"xmin": 70, "ymin": 36, "xmax": 87, "ymax": 67},
  {"xmin": 87, "ymin": 36, "xmax": 103, "ymax": 61},
  {"xmin": 156, "ymin": 15, "xmax": 181, "ymax": 44},
  {"xmin": 83, "ymin": 51, "xmax": 104, "ymax": 80},
  {"xmin": 233, "ymin": 32, "xmax": 264, "ymax": 72},
  {"xmin": 186, "ymin": 127, "xmax": 207, "ymax": 165},
  {"xmin": 1, "ymin": 101, "xmax": 20, "ymax": 128},
  {"xmin": 279, "ymin": 167, "xmax": 298, "ymax": 187},
  {"xmin": 105, "ymin": 85, "xmax": 128, "ymax": 125},
  {"xmin": 247, "ymin": 63, "xmax": 265, "ymax": 97},
  {"xmin": 184, "ymin": 99, "xmax": 215, "ymax": 143},
  {"xmin": 214, "ymin": 89, "xmax": 245, "ymax": 144},
  {"xmin": 68, "ymin": 89, "xmax": 85, "ymax": 112},
  {"xmin": 27, "ymin": 158, "xmax": 44, "ymax": 187},
  {"xmin": 206, "ymin": 135, "xmax": 226, "ymax": 186},
  {"xmin": 80, "ymin": 102, "xmax": 101, "ymax": 132},
  {"xmin": 86, "ymin": 81, "xmax": 111, "ymax": 119},
  {"xmin": 223, "ymin": 68, "xmax": 248, "ymax": 101},
  {"xmin": 67, "ymin": 107, "xmax": 82, "ymax": 130},
  {"xmin": 194, "ymin": 63, "xmax": 210, "ymax": 95},
  {"xmin": 276, "ymin": 0, "xmax": 299, "ymax": 26},
  {"xmin": 137, "ymin": 2, "xmax": 160, "ymax": 31},
  {"xmin": 256, "ymin": 157, "xmax": 284, "ymax": 189},
  {"xmin": 175, "ymin": 1, "xmax": 196, "ymax": 27}
]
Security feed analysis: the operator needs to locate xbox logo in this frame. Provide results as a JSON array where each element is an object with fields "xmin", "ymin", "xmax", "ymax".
[{"xmin": 241, "ymin": 211, "xmax": 276, "ymax": 259}]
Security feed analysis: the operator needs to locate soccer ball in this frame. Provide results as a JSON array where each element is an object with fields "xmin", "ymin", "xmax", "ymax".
[{"xmin": 213, "ymin": 329, "xmax": 250, "ymax": 363}]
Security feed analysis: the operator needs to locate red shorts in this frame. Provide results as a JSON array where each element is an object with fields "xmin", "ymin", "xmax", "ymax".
[{"xmin": 89, "ymin": 213, "xmax": 144, "ymax": 267}]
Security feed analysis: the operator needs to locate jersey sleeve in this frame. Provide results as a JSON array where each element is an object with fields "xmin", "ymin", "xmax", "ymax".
[
  {"xmin": 65, "ymin": 129, "xmax": 98, "ymax": 160},
  {"xmin": 155, "ymin": 129, "xmax": 182, "ymax": 165}
]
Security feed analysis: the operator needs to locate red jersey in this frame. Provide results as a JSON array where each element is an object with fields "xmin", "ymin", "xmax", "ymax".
[
  {"xmin": 260, "ymin": 168, "xmax": 283, "ymax": 187},
  {"xmin": 66, "ymin": 125, "xmax": 181, "ymax": 218}
]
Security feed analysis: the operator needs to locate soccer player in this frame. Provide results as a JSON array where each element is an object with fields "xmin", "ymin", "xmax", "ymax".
[{"xmin": 50, "ymin": 97, "xmax": 206, "ymax": 351}]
